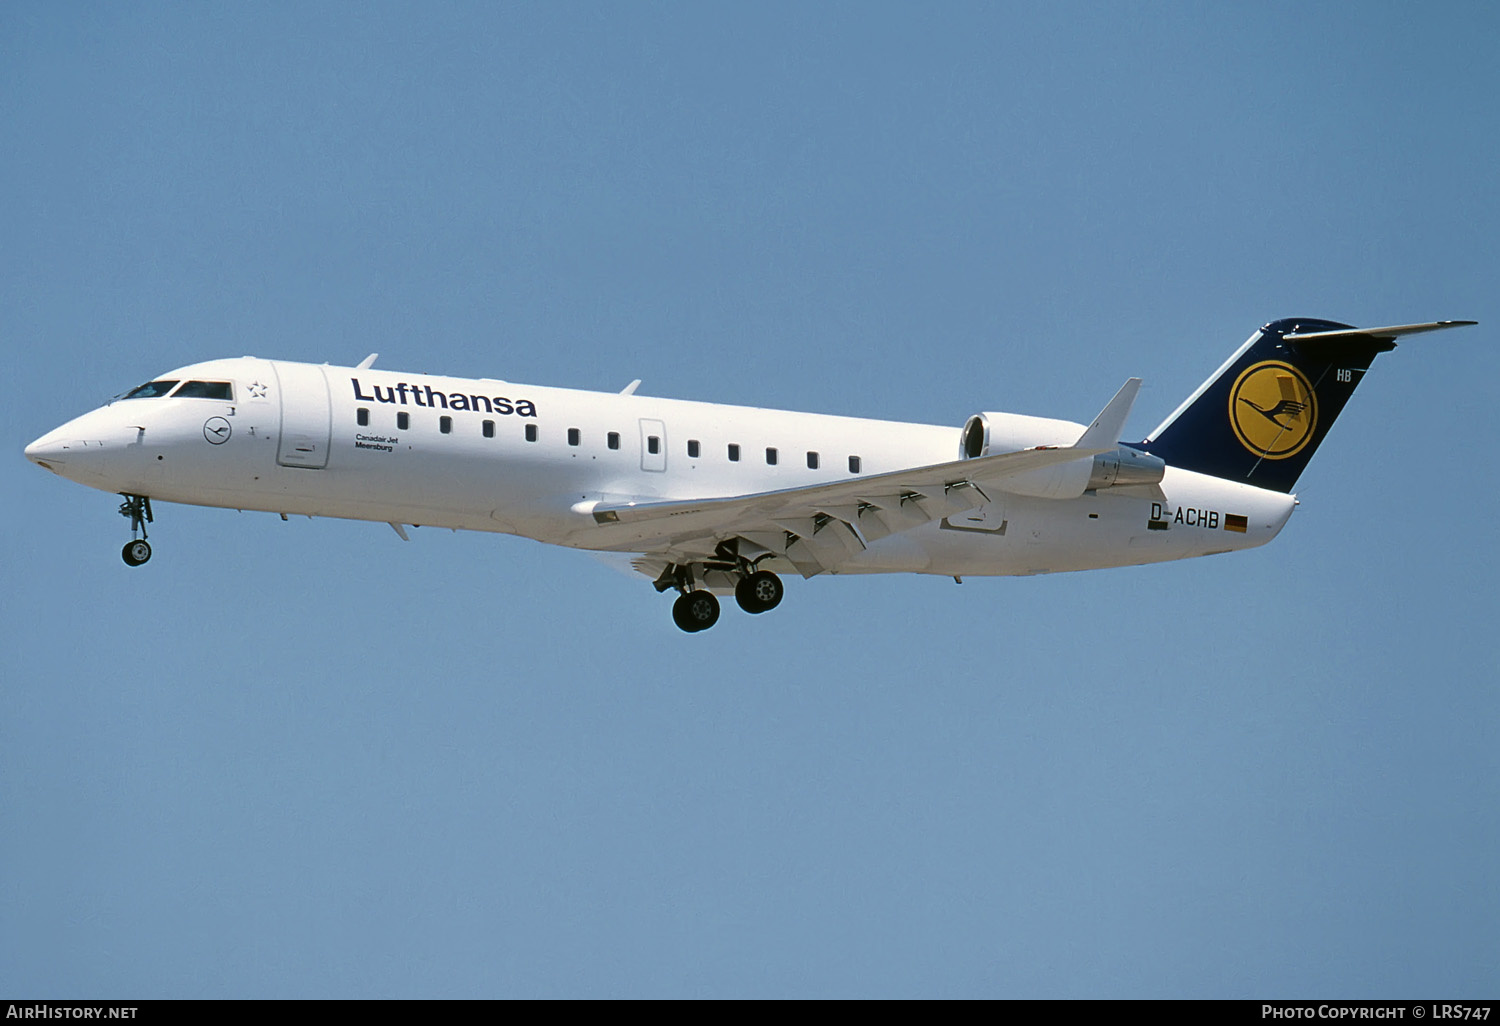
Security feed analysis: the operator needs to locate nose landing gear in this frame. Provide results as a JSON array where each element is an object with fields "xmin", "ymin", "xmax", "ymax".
[{"xmin": 118, "ymin": 494, "xmax": 153, "ymax": 566}]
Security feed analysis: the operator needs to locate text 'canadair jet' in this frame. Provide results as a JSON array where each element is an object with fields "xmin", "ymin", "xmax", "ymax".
[{"xmin": 25, "ymin": 318, "xmax": 1474, "ymax": 631}]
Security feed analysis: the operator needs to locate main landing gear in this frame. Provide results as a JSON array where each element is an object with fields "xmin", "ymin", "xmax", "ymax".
[
  {"xmin": 734, "ymin": 570, "xmax": 784, "ymax": 614},
  {"xmin": 118, "ymin": 494, "xmax": 153, "ymax": 566},
  {"xmin": 659, "ymin": 556, "xmax": 785, "ymax": 633},
  {"xmin": 672, "ymin": 590, "xmax": 721, "ymax": 633}
]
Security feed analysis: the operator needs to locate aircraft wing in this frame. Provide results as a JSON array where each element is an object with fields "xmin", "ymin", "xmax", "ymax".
[{"xmin": 583, "ymin": 443, "xmax": 1106, "ymax": 578}]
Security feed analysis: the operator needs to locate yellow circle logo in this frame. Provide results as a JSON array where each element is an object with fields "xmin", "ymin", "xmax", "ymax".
[{"xmin": 1228, "ymin": 361, "xmax": 1318, "ymax": 459}]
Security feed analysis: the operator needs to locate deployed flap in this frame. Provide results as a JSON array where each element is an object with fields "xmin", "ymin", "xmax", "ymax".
[{"xmin": 1075, "ymin": 377, "xmax": 1141, "ymax": 449}]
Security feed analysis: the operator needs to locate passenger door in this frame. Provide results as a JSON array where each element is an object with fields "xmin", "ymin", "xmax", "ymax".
[{"xmin": 271, "ymin": 362, "xmax": 332, "ymax": 469}]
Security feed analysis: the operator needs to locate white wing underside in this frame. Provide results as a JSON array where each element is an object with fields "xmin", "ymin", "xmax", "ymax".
[{"xmin": 589, "ymin": 443, "xmax": 1107, "ymax": 580}]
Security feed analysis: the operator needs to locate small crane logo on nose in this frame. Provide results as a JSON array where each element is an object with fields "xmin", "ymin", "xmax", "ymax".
[{"xmin": 203, "ymin": 417, "xmax": 232, "ymax": 445}]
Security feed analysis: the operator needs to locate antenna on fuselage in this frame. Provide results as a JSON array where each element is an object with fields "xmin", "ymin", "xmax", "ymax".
[
  {"xmin": 356, "ymin": 353, "xmax": 379, "ymax": 369},
  {"xmin": 620, "ymin": 379, "xmax": 642, "ymax": 395}
]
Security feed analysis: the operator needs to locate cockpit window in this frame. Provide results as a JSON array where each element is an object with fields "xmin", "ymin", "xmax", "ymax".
[
  {"xmin": 122, "ymin": 380, "xmax": 180, "ymax": 399},
  {"xmin": 174, "ymin": 380, "xmax": 234, "ymax": 400}
]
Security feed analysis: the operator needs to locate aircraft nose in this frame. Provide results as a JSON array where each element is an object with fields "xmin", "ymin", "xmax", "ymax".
[
  {"xmin": 24, "ymin": 428, "xmax": 116, "ymax": 481},
  {"xmin": 24, "ymin": 432, "xmax": 68, "ymax": 469}
]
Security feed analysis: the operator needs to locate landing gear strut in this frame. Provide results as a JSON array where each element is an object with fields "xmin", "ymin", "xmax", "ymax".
[{"xmin": 118, "ymin": 494, "xmax": 153, "ymax": 566}]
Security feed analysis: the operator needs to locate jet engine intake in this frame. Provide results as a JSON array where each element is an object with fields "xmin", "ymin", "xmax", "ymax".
[{"xmin": 960, "ymin": 411, "xmax": 1087, "ymax": 459}]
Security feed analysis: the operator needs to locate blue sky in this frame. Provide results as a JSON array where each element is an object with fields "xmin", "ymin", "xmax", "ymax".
[{"xmin": 3, "ymin": 2, "xmax": 1496, "ymax": 998}]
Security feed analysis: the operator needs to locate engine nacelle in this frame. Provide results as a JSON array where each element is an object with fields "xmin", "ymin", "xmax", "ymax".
[
  {"xmin": 1085, "ymin": 446, "xmax": 1166, "ymax": 490},
  {"xmin": 960, "ymin": 412, "xmax": 1165, "ymax": 499},
  {"xmin": 961, "ymin": 412, "xmax": 1085, "ymax": 458}
]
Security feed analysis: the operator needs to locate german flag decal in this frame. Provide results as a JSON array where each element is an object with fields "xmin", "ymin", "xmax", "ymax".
[{"xmin": 1224, "ymin": 513, "xmax": 1248, "ymax": 533}]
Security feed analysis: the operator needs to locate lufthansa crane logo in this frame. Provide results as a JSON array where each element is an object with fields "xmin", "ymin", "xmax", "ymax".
[
  {"xmin": 1228, "ymin": 361, "xmax": 1317, "ymax": 459},
  {"xmin": 203, "ymin": 417, "xmax": 232, "ymax": 445}
]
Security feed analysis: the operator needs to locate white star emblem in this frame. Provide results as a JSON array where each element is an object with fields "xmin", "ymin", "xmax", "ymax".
[{"xmin": 248, "ymin": 381, "xmax": 268, "ymax": 398}]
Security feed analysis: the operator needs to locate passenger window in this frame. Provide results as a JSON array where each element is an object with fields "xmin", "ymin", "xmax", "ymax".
[
  {"xmin": 122, "ymin": 380, "xmax": 179, "ymax": 399},
  {"xmin": 766, "ymin": 447, "xmax": 778, "ymax": 466},
  {"xmin": 483, "ymin": 420, "xmax": 494, "ymax": 438},
  {"xmin": 568, "ymin": 428, "xmax": 581, "ymax": 446},
  {"xmin": 806, "ymin": 451, "xmax": 819, "ymax": 470},
  {"xmin": 849, "ymin": 455, "xmax": 861, "ymax": 473},
  {"xmin": 607, "ymin": 432, "xmax": 620, "ymax": 450},
  {"xmin": 174, "ymin": 380, "xmax": 234, "ymax": 400},
  {"xmin": 648, "ymin": 436, "xmax": 660, "ymax": 455},
  {"xmin": 397, "ymin": 412, "xmax": 410, "ymax": 430},
  {"xmin": 687, "ymin": 439, "xmax": 700, "ymax": 458},
  {"xmin": 727, "ymin": 443, "xmax": 740, "ymax": 462},
  {"xmin": 525, "ymin": 424, "xmax": 538, "ymax": 442},
  {"xmin": 440, "ymin": 416, "xmax": 452, "ymax": 434},
  {"xmin": 357, "ymin": 408, "xmax": 369, "ymax": 427}
]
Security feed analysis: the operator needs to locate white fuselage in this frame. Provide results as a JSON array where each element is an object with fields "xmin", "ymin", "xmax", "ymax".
[{"xmin": 25, "ymin": 357, "xmax": 1297, "ymax": 579}]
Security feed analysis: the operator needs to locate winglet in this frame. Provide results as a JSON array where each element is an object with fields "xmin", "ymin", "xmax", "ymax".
[{"xmin": 1075, "ymin": 378, "xmax": 1142, "ymax": 449}]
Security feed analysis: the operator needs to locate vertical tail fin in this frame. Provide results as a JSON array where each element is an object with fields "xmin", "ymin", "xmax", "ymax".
[{"xmin": 1136, "ymin": 319, "xmax": 1475, "ymax": 492}]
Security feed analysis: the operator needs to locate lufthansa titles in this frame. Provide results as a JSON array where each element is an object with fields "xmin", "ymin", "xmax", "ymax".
[{"xmin": 351, "ymin": 378, "xmax": 537, "ymax": 417}]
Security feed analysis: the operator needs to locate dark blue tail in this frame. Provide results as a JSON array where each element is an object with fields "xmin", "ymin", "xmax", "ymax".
[{"xmin": 1136, "ymin": 318, "xmax": 1399, "ymax": 493}]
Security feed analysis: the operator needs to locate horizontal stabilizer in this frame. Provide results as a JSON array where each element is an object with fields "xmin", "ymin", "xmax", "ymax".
[{"xmin": 1282, "ymin": 320, "xmax": 1476, "ymax": 343}]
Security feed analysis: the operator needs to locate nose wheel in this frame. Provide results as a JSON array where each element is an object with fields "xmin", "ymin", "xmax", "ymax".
[{"xmin": 118, "ymin": 494, "xmax": 154, "ymax": 566}]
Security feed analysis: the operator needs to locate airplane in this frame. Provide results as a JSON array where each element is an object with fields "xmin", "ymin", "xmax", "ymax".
[{"xmin": 24, "ymin": 317, "xmax": 1475, "ymax": 632}]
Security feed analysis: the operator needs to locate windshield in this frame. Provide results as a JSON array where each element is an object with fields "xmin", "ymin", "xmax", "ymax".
[
  {"xmin": 174, "ymin": 380, "xmax": 234, "ymax": 400},
  {"xmin": 121, "ymin": 380, "xmax": 180, "ymax": 399}
]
